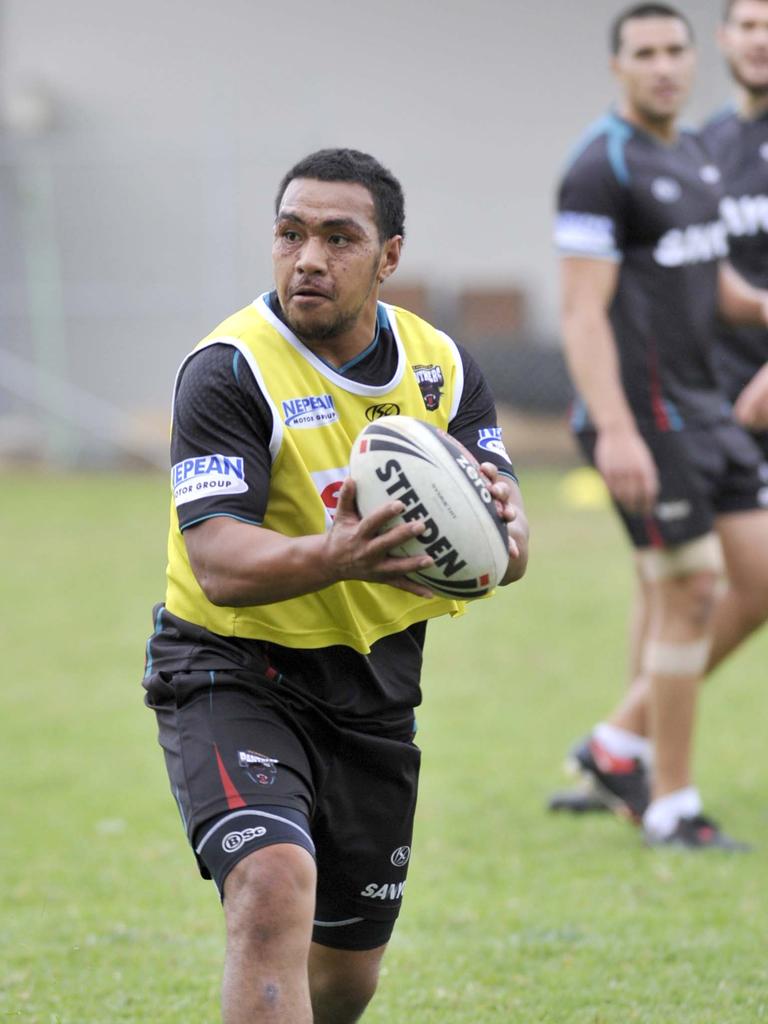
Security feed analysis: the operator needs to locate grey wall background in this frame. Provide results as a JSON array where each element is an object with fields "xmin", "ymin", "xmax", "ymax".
[{"xmin": 0, "ymin": 0, "xmax": 733, "ymax": 458}]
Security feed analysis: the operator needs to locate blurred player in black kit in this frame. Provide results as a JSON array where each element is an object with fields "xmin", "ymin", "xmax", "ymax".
[
  {"xmin": 550, "ymin": 3, "xmax": 768, "ymax": 848},
  {"xmin": 142, "ymin": 148, "xmax": 528, "ymax": 1024},
  {"xmin": 703, "ymin": 0, "xmax": 768, "ymax": 446}
]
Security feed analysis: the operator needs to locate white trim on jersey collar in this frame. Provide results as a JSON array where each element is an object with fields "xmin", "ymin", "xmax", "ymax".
[
  {"xmin": 173, "ymin": 337, "xmax": 284, "ymax": 463},
  {"xmin": 252, "ymin": 293, "xmax": 406, "ymax": 397}
]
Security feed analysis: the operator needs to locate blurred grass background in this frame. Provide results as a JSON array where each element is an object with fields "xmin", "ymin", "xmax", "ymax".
[{"xmin": 2, "ymin": 468, "xmax": 767, "ymax": 1023}]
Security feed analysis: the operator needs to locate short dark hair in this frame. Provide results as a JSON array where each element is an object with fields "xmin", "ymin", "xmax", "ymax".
[
  {"xmin": 275, "ymin": 148, "xmax": 405, "ymax": 241},
  {"xmin": 610, "ymin": 3, "xmax": 694, "ymax": 54}
]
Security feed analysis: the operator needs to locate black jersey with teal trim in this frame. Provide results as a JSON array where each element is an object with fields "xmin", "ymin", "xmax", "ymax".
[
  {"xmin": 555, "ymin": 111, "xmax": 731, "ymax": 432},
  {"xmin": 701, "ymin": 106, "xmax": 768, "ymax": 400}
]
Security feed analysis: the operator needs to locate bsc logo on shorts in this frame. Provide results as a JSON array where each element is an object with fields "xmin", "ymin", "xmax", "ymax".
[{"xmin": 222, "ymin": 826, "xmax": 267, "ymax": 853}]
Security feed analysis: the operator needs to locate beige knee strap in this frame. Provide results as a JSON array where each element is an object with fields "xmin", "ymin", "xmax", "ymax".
[
  {"xmin": 638, "ymin": 533, "xmax": 724, "ymax": 582},
  {"xmin": 642, "ymin": 638, "xmax": 712, "ymax": 676}
]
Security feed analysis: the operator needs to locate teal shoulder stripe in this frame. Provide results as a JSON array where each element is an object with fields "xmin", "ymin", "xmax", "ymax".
[
  {"xmin": 563, "ymin": 112, "xmax": 633, "ymax": 186},
  {"xmin": 181, "ymin": 512, "xmax": 263, "ymax": 530},
  {"xmin": 604, "ymin": 113, "xmax": 632, "ymax": 186}
]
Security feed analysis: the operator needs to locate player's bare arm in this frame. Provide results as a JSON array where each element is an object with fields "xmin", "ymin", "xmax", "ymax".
[
  {"xmin": 560, "ymin": 256, "xmax": 659, "ymax": 515},
  {"xmin": 733, "ymin": 362, "xmax": 768, "ymax": 430},
  {"xmin": 718, "ymin": 261, "xmax": 768, "ymax": 327},
  {"xmin": 183, "ymin": 483, "xmax": 435, "ymax": 606},
  {"xmin": 479, "ymin": 462, "xmax": 529, "ymax": 583}
]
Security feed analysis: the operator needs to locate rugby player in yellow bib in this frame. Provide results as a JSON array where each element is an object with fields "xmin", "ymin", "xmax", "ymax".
[{"xmin": 143, "ymin": 148, "xmax": 528, "ymax": 1024}]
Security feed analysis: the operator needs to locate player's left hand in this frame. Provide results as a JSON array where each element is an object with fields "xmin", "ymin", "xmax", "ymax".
[
  {"xmin": 734, "ymin": 362, "xmax": 768, "ymax": 431},
  {"xmin": 479, "ymin": 462, "xmax": 529, "ymax": 582}
]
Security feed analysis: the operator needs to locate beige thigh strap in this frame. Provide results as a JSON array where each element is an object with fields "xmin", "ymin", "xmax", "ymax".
[{"xmin": 637, "ymin": 533, "xmax": 724, "ymax": 582}]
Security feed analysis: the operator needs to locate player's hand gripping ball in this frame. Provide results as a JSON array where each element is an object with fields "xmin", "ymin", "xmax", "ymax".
[{"xmin": 349, "ymin": 415, "xmax": 509, "ymax": 599}]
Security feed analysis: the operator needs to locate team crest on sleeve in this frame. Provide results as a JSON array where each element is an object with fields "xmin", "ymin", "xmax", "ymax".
[
  {"xmin": 477, "ymin": 427, "xmax": 512, "ymax": 464},
  {"xmin": 414, "ymin": 364, "xmax": 444, "ymax": 411},
  {"xmin": 172, "ymin": 454, "xmax": 248, "ymax": 506}
]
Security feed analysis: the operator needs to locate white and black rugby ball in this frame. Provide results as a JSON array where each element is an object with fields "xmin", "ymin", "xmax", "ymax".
[{"xmin": 349, "ymin": 415, "xmax": 510, "ymax": 599}]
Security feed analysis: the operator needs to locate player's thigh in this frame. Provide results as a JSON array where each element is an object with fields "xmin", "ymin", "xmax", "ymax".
[
  {"xmin": 576, "ymin": 429, "xmax": 714, "ymax": 548},
  {"xmin": 146, "ymin": 673, "xmax": 316, "ymax": 881},
  {"xmin": 716, "ymin": 508, "xmax": 768, "ymax": 592},
  {"xmin": 311, "ymin": 726, "xmax": 420, "ymax": 952}
]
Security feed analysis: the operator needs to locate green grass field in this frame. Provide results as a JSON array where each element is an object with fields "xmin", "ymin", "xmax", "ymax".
[{"xmin": 3, "ymin": 468, "xmax": 767, "ymax": 1023}]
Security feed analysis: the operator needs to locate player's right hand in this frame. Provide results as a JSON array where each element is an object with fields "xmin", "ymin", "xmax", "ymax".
[
  {"xmin": 594, "ymin": 427, "xmax": 659, "ymax": 517},
  {"xmin": 323, "ymin": 478, "xmax": 435, "ymax": 597}
]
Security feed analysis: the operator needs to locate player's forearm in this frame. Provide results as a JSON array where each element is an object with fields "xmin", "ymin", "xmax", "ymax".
[
  {"xmin": 185, "ymin": 519, "xmax": 338, "ymax": 606},
  {"xmin": 718, "ymin": 263, "xmax": 768, "ymax": 326},
  {"xmin": 561, "ymin": 307, "xmax": 637, "ymax": 433}
]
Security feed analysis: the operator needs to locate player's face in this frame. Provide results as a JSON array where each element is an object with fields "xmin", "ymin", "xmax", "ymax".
[
  {"xmin": 272, "ymin": 178, "xmax": 400, "ymax": 352},
  {"xmin": 612, "ymin": 17, "xmax": 695, "ymax": 126},
  {"xmin": 720, "ymin": 0, "xmax": 768, "ymax": 96}
]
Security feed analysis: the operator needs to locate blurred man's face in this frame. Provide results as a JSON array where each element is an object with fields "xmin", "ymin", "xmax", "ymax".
[
  {"xmin": 612, "ymin": 16, "xmax": 696, "ymax": 125},
  {"xmin": 272, "ymin": 178, "xmax": 398, "ymax": 350},
  {"xmin": 720, "ymin": 0, "xmax": 768, "ymax": 96}
]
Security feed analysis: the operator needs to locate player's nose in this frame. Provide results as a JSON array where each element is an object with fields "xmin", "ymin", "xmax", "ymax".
[{"xmin": 296, "ymin": 236, "xmax": 328, "ymax": 275}]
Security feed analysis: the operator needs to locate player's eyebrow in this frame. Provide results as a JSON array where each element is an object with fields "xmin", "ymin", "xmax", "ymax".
[{"xmin": 276, "ymin": 211, "xmax": 368, "ymax": 235}]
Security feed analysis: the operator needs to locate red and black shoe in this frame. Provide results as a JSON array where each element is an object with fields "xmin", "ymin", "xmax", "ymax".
[
  {"xmin": 644, "ymin": 814, "xmax": 751, "ymax": 851},
  {"xmin": 568, "ymin": 736, "xmax": 650, "ymax": 823},
  {"xmin": 547, "ymin": 780, "xmax": 611, "ymax": 815}
]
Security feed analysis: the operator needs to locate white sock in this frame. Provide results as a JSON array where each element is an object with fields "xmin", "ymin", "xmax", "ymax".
[
  {"xmin": 643, "ymin": 787, "xmax": 703, "ymax": 839},
  {"xmin": 593, "ymin": 722, "xmax": 653, "ymax": 768}
]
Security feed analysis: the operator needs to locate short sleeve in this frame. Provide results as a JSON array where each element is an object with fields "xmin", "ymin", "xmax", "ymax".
[
  {"xmin": 170, "ymin": 344, "xmax": 274, "ymax": 529},
  {"xmin": 555, "ymin": 141, "xmax": 627, "ymax": 260},
  {"xmin": 449, "ymin": 345, "xmax": 517, "ymax": 481}
]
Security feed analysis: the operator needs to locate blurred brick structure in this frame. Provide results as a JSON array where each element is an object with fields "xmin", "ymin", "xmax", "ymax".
[
  {"xmin": 379, "ymin": 280, "xmax": 432, "ymax": 320},
  {"xmin": 457, "ymin": 286, "xmax": 526, "ymax": 340}
]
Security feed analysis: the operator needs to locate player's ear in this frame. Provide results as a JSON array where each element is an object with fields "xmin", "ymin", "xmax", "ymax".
[{"xmin": 377, "ymin": 235, "xmax": 402, "ymax": 283}]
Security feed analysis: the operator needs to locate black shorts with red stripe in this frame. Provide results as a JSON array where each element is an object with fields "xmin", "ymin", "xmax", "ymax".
[
  {"xmin": 143, "ymin": 606, "xmax": 420, "ymax": 950},
  {"xmin": 576, "ymin": 420, "xmax": 768, "ymax": 549}
]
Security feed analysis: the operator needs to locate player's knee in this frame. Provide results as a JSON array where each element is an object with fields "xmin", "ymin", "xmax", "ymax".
[
  {"xmin": 672, "ymin": 571, "xmax": 720, "ymax": 630},
  {"xmin": 224, "ymin": 844, "xmax": 316, "ymax": 945}
]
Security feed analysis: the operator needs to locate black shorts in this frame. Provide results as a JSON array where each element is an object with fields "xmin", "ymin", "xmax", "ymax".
[
  {"xmin": 576, "ymin": 421, "xmax": 768, "ymax": 549},
  {"xmin": 143, "ymin": 607, "xmax": 420, "ymax": 950}
]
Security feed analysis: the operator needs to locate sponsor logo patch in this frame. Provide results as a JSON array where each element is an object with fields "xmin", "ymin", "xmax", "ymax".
[
  {"xmin": 477, "ymin": 427, "xmax": 512, "ymax": 464},
  {"xmin": 653, "ymin": 221, "xmax": 729, "ymax": 267},
  {"xmin": 238, "ymin": 750, "xmax": 278, "ymax": 786},
  {"xmin": 655, "ymin": 500, "xmax": 692, "ymax": 522},
  {"xmin": 365, "ymin": 402, "xmax": 400, "ymax": 420},
  {"xmin": 360, "ymin": 881, "xmax": 407, "ymax": 901},
  {"xmin": 282, "ymin": 393, "xmax": 338, "ymax": 429},
  {"xmin": 720, "ymin": 194, "xmax": 768, "ymax": 238},
  {"xmin": 414, "ymin": 364, "xmax": 444, "ymax": 412},
  {"xmin": 310, "ymin": 466, "xmax": 350, "ymax": 527},
  {"xmin": 651, "ymin": 176, "xmax": 682, "ymax": 203},
  {"xmin": 222, "ymin": 826, "xmax": 267, "ymax": 853},
  {"xmin": 172, "ymin": 454, "xmax": 248, "ymax": 507},
  {"xmin": 390, "ymin": 846, "xmax": 411, "ymax": 867},
  {"xmin": 554, "ymin": 211, "xmax": 618, "ymax": 258}
]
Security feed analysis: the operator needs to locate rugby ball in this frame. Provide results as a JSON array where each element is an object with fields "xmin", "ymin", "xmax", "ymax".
[{"xmin": 349, "ymin": 415, "xmax": 510, "ymax": 599}]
